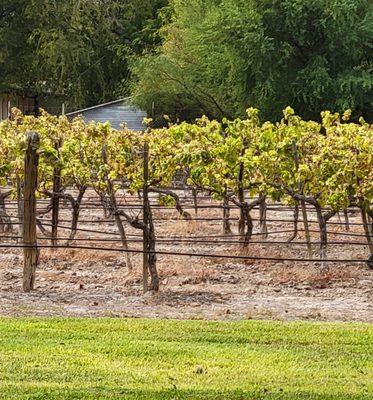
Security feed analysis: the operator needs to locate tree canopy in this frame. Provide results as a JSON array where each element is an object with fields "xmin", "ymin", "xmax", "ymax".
[
  {"xmin": 1, "ymin": 0, "xmax": 371, "ymax": 119},
  {"xmin": 131, "ymin": 0, "xmax": 373, "ymax": 123},
  {"xmin": 0, "ymin": 0, "xmax": 166, "ymax": 110}
]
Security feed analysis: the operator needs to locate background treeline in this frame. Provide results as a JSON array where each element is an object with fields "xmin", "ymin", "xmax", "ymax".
[
  {"xmin": 0, "ymin": 0, "xmax": 166, "ymax": 109},
  {"xmin": 1, "ymin": 0, "xmax": 372, "ymax": 121}
]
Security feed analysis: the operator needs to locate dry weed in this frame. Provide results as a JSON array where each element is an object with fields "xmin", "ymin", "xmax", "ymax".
[{"xmin": 270, "ymin": 264, "xmax": 358, "ymax": 288}]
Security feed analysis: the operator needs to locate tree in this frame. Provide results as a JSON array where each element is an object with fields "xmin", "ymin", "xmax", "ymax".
[
  {"xmin": 131, "ymin": 0, "xmax": 373, "ymax": 123},
  {"xmin": 0, "ymin": 0, "xmax": 166, "ymax": 110}
]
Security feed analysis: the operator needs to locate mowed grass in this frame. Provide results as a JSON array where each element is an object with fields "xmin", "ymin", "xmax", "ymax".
[{"xmin": 0, "ymin": 318, "xmax": 371, "ymax": 399}]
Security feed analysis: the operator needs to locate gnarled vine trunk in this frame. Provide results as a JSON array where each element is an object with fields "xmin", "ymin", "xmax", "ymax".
[
  {"xmin": 16, "ymin": 176, "xmax": 24, "ymax": 240},
  {"xmin": 287, "ymin": 203, "xmax": 299, "ymax": 243},
  {"xmin": 361, "ymin": 207, "xmax": 373, "ymax": 254},
  {"xmin": 259, "ymin": 195, "xmax": 268, "ymax": 238},
  {"xmin": 0, "ymin": 190, "xmax": 12, "ymax": 233},
  {"xmin": 222, "ymin": 189, "xmax": 232, "ymax": 235},
  {"xmin": 314, "ymin": 204, "xmax": 336, "ymax": 272},
  {"xmin": 101, "ymin": 145, "xmax": 132, "ymax": 270}
]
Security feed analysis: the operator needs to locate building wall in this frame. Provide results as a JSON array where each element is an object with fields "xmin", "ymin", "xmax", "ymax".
[
  {"xmin": 0, "ymin": 95, "xmax": 10, "ymax": 120},
  {"xmin": 71, "ymin": 102, "xmax": 147, "ymax": 131},
  {"xmin": 0, "ymin": 94, "xmax": 37, "ymax": 121}
]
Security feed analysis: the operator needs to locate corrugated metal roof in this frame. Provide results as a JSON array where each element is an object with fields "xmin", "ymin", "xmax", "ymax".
[{"xmin": 66, "ymin": 98, "xmax": 147, "ymax": 131}]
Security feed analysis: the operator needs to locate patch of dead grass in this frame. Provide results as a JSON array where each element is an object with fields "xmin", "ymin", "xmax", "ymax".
[{"xmin": 270, "ymin": 265, "xmax": 359, "ymax": 288}]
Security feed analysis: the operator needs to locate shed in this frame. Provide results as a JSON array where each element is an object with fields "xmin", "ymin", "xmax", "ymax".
[
  {"xmin": 66, "ymin": 98, "xmax": 147, "ymax": 131},
  {"xmin": 0, "ymin": 93, "xmax": 38, "ymax": 121}
]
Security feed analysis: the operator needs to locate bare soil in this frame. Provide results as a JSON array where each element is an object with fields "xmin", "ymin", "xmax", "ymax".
[{"xmin": 0, "ymin": 193, "xmax": 372, "ymax": 322}]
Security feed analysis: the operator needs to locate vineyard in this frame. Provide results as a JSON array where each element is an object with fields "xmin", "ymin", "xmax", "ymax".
[{"xmin": 0, "ymin": 108, "xmax": 372, "ymax": 321}]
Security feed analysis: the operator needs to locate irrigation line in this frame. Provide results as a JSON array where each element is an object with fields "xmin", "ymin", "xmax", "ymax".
[{"xmin": 0, "ymin": 244, "xmax": 366, "ymax": 264}]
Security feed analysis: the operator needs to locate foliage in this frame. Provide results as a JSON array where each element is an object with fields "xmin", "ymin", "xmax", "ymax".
[
  {"xmin": 0, "ymin": 106, "xmax": 372, "ymax": 261},
  {"xmin": 131, "ymin": 0, "xmax": 373, "ymax": 123},
  {"xmin": 0, "ymin": 107, "xmax": 372, "ymax": 212},
  {"xmin": 0, "ymin": 0, "xmax": 167, "ymax": 109}
]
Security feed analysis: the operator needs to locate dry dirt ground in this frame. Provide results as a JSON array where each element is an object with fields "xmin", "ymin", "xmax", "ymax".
[{"xmin": 0, "ymin": 194, "xmax": 372, "ymax": 322}]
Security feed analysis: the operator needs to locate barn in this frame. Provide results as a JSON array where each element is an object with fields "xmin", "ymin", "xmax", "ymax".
[{"xmin": 66, "ymin": 97, "xmax": 147, "ymax": 131}]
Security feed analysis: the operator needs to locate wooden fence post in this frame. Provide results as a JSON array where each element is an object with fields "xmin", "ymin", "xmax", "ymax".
[
  {"xmin": 23, "ymin": 132, "xmax": 39, "ymax": 292},
  {"xmin": 143, "ymin": 142, "xmax": 149, "ymax": 293}
]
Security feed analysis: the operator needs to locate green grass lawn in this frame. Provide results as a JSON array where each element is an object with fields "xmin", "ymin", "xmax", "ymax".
[{"xmin": 0, "ymin": 318, "xmax": 371, "ymax": 399}]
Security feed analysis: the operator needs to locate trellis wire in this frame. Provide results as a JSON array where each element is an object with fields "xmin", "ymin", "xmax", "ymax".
[{"xmin": 0, "ymin": 243, "xmax": 367, "ymax": 264}]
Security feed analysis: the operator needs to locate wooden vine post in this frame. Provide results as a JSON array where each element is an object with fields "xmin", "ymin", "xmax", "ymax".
[
  {"xmin": 142, "ymin": 142, "xmax": 150, "ymax": 293},
  {"xmin": 142, "ymin": 141, "xmax": 159, "ymax": 293},
  {"xmin": 237, "ymin": 138, "xmax": 248, "ymax": 240},
  {"xmin": 222, "ymin": 185, "xmax": 232, "ymax": 235},
  {"xmin": 23, "ymin": 132, "xmax": 39, "ymax": 292},
  {"xmin": 51, "ymin": 139, "xmax": 62, "ymax": 246}
]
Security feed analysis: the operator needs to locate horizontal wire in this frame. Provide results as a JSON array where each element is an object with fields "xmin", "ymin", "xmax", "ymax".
[
  {"xmin": 1, "ymin": 234, "xmax": 370, "ymax": 246},
  {"xmin": 1, "ymin": 244, "xmax": 367, "ymax": 264},
  {"xmin": 1, "ymin": 222, "xmax": 371, "ymax": 239},
  {"xmin": 2, "ymin": 215, "xmax": 369, "ymax": 226}
]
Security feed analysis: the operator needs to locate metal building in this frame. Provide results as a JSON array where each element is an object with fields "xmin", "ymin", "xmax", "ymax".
[{"xmin": 66, "ymin": 97, "xmax": 147, "ymax": 131}]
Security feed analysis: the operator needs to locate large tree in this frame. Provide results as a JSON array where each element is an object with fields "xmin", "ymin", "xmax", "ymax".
[
  {"xmin": 0, "ymin": 0, "xmax": 166, "ymax": 110},
  {"xmin": 131, "ymin": 0, "xmax": 373, "ymax": 123}
]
